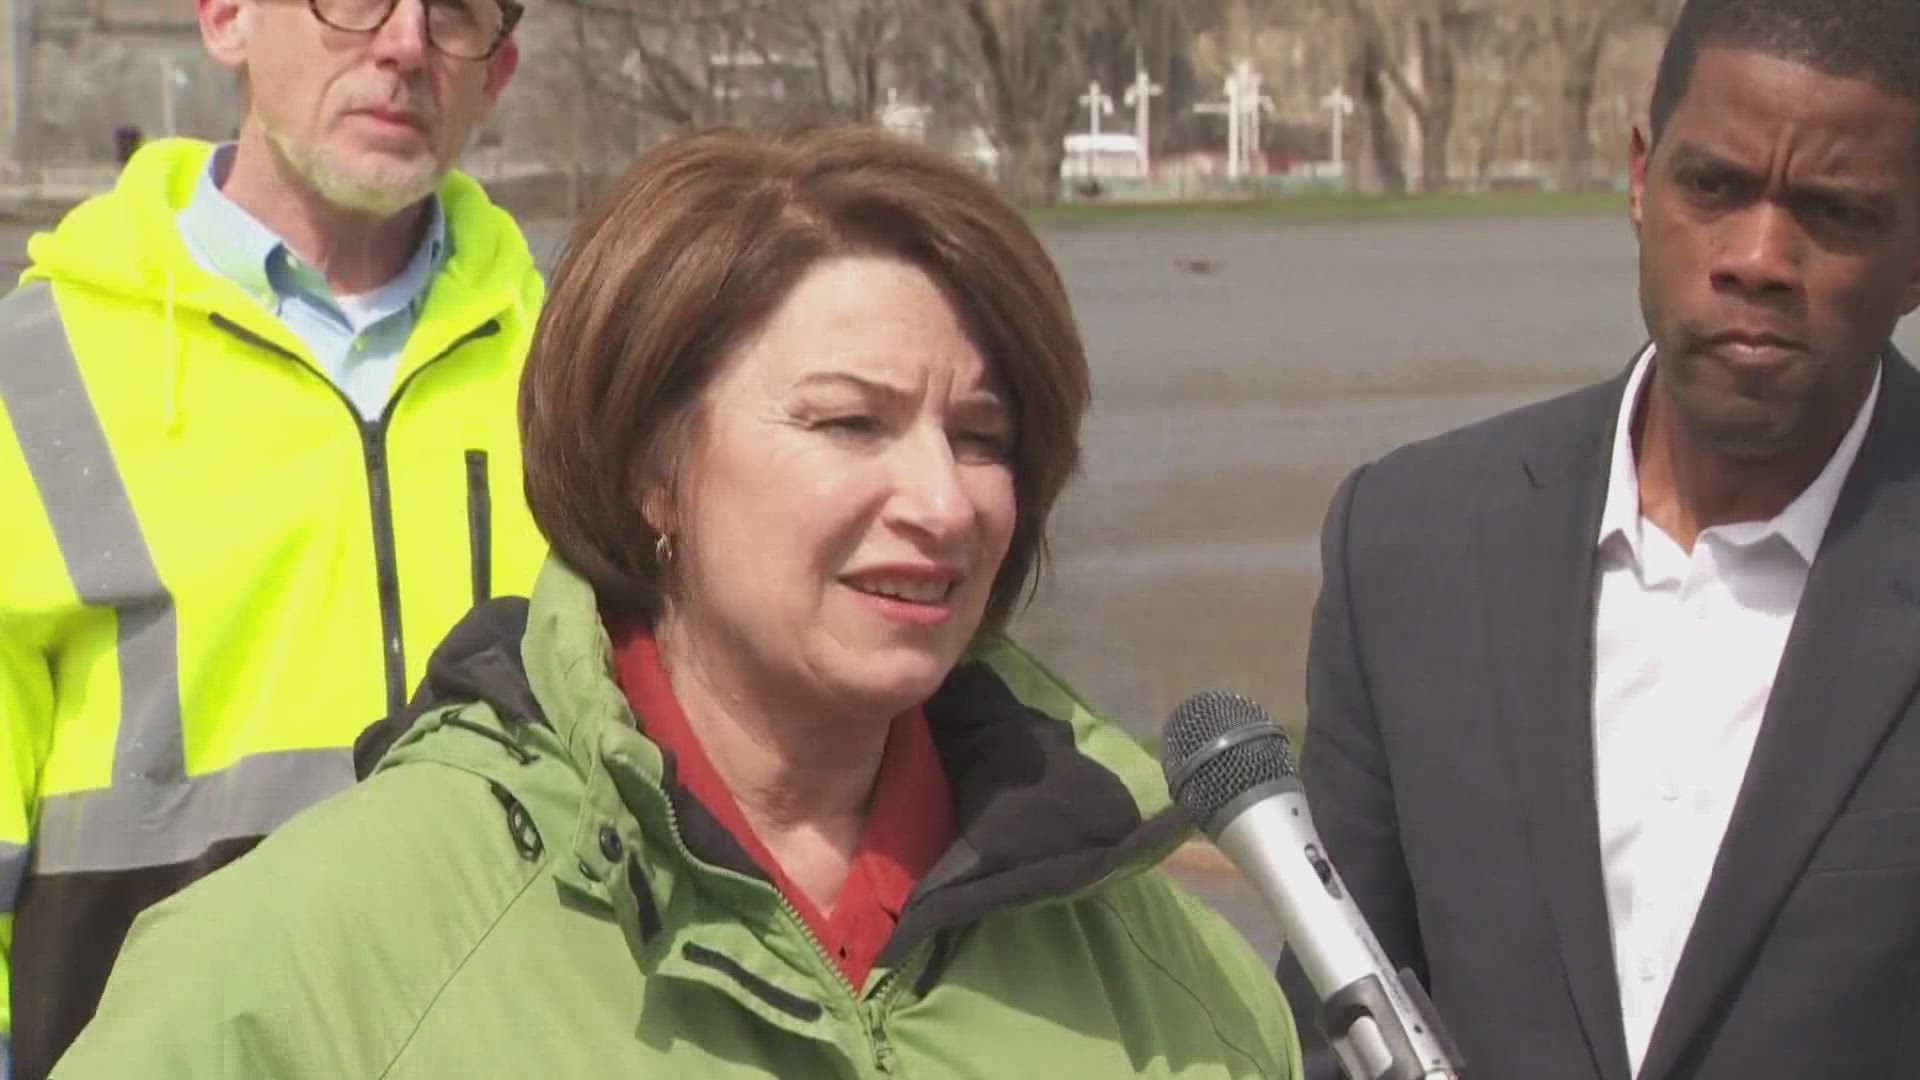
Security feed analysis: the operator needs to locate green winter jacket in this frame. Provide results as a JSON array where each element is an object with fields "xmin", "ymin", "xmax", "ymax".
[{"xmin": 53, "ymin": 560, "xmax": 1301, "ymax": 1079}]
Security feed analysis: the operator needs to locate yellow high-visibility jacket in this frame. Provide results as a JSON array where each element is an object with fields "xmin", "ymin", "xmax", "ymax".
[{"xmin": 0, "ymin": 138, "xmax": 546, "ymax": 1077}]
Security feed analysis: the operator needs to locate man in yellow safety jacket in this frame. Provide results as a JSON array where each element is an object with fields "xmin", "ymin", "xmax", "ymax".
[{"xmin": 0, "ymin": 0, "xmax": 544, "ymax": 1073}]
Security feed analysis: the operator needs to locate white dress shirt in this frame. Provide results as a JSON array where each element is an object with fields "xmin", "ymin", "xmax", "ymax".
[{"xmin": 1591, "ymin": 347, "xmax": 1879, "ymax": 1075}]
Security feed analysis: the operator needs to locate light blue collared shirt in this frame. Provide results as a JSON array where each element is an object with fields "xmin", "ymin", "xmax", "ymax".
[{"xmin": 176, "ymin": 145, "xmax": 450, "ymax": 421}]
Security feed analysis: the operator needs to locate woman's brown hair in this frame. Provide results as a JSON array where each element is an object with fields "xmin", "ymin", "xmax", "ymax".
[{"xmin": 520, "ymin": 125, "xmax": 1091, "ymax": 634}]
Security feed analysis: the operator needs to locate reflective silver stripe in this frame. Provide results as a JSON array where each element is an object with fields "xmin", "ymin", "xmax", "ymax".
[
  {"xmin": 0, "ymin": 841, "xmax": 27, "ymax": 914},
  {"xmin": 1, "ymin": 288, "xmax": 356, "ymax": 878},
  {"xmin": 0, "ymin": 281, "xmax": 185, "ymax": 786},
  {"xmin": 31, "ymin": 748, "xmax": 354, "ymax": 876},
  {"xmin": 0, "ymin": 286, "xmax": 357, "ymax": 876}
]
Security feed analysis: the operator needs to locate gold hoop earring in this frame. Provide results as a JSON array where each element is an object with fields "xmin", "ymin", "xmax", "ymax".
[{"xmin": 653, "ymin": 533, "xmax": 674, "ymax": 567}]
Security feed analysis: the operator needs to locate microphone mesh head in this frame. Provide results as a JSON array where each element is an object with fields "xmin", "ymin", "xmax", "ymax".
[{"xmin": 1160, "ymin": 689, "xmax": 1298, "ymax": 830}]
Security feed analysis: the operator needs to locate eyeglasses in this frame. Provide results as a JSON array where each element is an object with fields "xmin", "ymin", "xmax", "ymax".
[{"xmin": 308, "ymin": 0, "xmax": 523, "ymax": 60}]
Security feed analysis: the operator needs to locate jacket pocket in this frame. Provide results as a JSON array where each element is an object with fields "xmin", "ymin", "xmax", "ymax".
[
  {"xmin": 1805, "ymin": 806, "xmax": 1920, "ymax": 876},
  {"xmin": 466, "ymin": 449, "xmax": 492, "ymax": 606}
]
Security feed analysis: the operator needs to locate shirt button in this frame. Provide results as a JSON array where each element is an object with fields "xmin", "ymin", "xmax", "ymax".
[{"xmin": 598, "ymin": 825, "xmax": 624, "ymax": 862}]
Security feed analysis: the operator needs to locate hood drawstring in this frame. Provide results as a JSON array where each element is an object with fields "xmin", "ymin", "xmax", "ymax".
[{"xmin": 161, "ymin": 268, "xmax": 185, "ymax": 435}]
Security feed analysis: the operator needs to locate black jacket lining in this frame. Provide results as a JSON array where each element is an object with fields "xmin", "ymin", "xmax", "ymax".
[{"xmin": 353, "ymin": 597, "xmax": 543, "ymax": 778}]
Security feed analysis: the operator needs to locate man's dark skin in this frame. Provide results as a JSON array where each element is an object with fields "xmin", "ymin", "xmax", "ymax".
[{"xmin": 1629, "ymin": 46, "xmax": 1920, "ymax": 550}]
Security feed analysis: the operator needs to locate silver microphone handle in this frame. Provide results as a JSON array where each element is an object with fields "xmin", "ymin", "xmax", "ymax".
[{"xmin": 1212, "ymin": 791, "xmax": 1465, "ymax": 1080}]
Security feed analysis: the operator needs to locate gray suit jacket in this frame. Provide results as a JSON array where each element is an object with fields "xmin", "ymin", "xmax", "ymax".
[{"xmin": 1284, "ymin": 350, "xmax": 1920, "ymax": 1080}]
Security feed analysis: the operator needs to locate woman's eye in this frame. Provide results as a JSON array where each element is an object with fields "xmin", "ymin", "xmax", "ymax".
[
  {"xmin": 819, "ymin": 415, "xmax": 879, "ymax": 436},
  {"xmin": 955, "ymin": 430, "xmax": 1014, "ymax": 459}
]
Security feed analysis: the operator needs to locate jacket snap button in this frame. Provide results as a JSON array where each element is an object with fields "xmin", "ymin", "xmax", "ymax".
[{"xmin": 599, "ymin": 825, "xmax": 624, "ymax": 862}]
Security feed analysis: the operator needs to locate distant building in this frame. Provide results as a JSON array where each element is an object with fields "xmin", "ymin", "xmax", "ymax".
[
  {"xmin": 1061, "ymin": 132, "xmax": 1144, "ymax": 180},
  {"xmin": 1, "ymin": 0, "xmax": 18, "ymax": 172},
  {"xmin": 1, "ymin": 0, "xmax": 219, "ymax": 171}
]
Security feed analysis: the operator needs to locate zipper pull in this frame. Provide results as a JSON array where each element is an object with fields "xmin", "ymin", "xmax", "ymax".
[{"xmin": 868, "ymin": 1011, "xmax": 896, "ymax": 1075}]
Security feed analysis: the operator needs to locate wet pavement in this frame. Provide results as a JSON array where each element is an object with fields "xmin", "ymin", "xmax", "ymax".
[
  {"xmin": 14, "ymin": 210, "xmax": 1920, "ymax": 965},
  {"xmin": 1007, "ymin": 215, "xmax": 1647, "ymax": 962}
]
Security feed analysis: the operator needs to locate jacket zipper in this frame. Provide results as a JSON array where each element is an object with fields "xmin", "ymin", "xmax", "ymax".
[
  {"xmin": 762, "ymin": 850, "xmax": 925, "ymax": 1076},
  {"xmin": 865, "ymin": 964, "xmax": 909, "ymax": 1077},
  {"xmin": 857, "ymin": 935, "xmax": 952, "ymax": 1077},
  {"xmin": 464, "ymin": 449, "xmax": 492, "ymax": 607},
  {"xmin": 209, "ymin": 314, "xmax": 503, "ymax": 715},
  {"xmin": 644, "ymin": 761, "xmax": 992, "ymax": 1076},
  {"xmin": 770, "ymin": 885, "xmax": 897, "ymax": 1075},
  {"xmin": 647, "ymin": 787, "xmax": 902, "ymax": 1068}
]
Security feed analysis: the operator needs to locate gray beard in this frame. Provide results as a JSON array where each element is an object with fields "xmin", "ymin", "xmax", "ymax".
[{"xmin": 263, "ymin": 122, "xmax": 445, "ymax": 219}]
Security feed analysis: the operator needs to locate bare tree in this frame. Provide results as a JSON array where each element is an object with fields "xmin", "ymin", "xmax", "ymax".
[
  {"xmin": 548, "ymin": 0, "xmax": 750, "ymax": 130},
  {"xmin": 541, "ymin": 0, "xmax": 919, "ymax": 136},
  {"xmin": 935, "ymin": 0, "xmax": 1079, "ymax": 204},
  {"xmin": 768, "ymin": 0, "xmax": 915, "ymax": 123},
  {"xmin": 1468, "ymin": 9, "xmax": 1541, "ymax": 188},
  {"xmin": 1234, "ymin": 0, "xmax": 1681, "ymax": 195},
  {"xmin": 1523, "ymin": 0, "xmax": 1675, "ymax": 191},
  {"xmin": 1351, "ymin": 31, "xmax": 1409, "ymax": 193},
  {"xmin": 932, "ymin": 0, "xmax": 1164, "ymax": 205},
  {"xmin": 1328, "ymin": 0, "xmax": 1479, "ymax": 193},
  {"xmin": 515, "ymin": 0, "xmax": 928, "ymax": 207}
]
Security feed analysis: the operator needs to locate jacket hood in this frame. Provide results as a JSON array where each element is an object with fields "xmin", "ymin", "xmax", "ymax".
[
  {"xmin": 23, "ymin": 138, "xmax": 536, "ymax": 314},
  {"xmin": 19, "ymin": 138, "xmax": 541, "ymax": 436},
  {"xmin": 360, "ymin": 558, "xmax": 1192, "ymax": 955},
  {"xmin": 20, "ymin": 138, "xmax": 210, "ymax": 302}
]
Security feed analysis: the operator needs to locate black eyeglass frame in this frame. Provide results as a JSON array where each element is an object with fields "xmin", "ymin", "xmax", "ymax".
[{"xmin": 305, "ymin": 0, "xmax": 524, "ymax": 59}]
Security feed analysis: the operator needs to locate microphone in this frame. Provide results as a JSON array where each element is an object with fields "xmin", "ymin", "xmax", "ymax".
[{"xmin": 1161, "ymin": 689, "xmax": 1463, "ymax": 1080}]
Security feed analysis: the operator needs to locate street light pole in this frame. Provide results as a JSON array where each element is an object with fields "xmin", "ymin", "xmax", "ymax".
[
  {"xmin": 1122, "ymin": 56, "xmax": 1162, "ymax": 177},
  {"xmin": 1234, "ymin": 62, "xmax": 1272, "ymax": 178},
  {"xmin": 1321, "ymin": 86, "xmax": 1355, "ymax": 178}
]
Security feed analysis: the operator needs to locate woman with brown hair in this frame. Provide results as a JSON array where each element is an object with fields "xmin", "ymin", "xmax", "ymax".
[{"xmin": 54, "ymin": 127, "xmax": 1302, "ymax": 1079}]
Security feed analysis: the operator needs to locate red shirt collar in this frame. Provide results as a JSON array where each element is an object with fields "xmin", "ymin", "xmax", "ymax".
[{"xmin": 608, "ymin": 624, "xmax": 954, "ymax": 988}]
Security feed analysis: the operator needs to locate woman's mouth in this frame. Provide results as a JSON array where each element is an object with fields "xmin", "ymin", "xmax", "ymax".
[{"xmin": 846, "ymin": 574, "xmax": 956, "ymax": 605}]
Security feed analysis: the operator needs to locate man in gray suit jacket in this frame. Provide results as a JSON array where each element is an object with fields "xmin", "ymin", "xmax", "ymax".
[{"xmin": 1286, "ymin": 1, "xmax": 1920, "ymax": 1078}]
